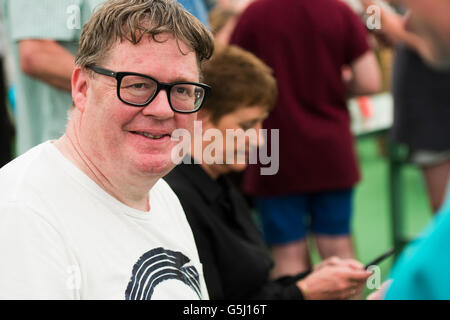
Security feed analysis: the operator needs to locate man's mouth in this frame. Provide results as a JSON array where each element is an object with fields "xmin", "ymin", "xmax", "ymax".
[{"xmin": 132, "ymin": 131, "xmax": 171, "ymax": 140}]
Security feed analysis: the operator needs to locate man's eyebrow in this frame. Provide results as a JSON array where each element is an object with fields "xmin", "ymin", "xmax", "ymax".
[
  {"xmin": 138, "ymin": 73, "xmax": 199, "ymax": 83},
  {"xmin": 168, "ymin": 76, "xmax": 200, "ymax": 83}
]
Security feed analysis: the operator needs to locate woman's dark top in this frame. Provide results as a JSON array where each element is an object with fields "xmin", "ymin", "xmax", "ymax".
[{"xmin": 164, "ymin": 162, "xmax": 307, "ymax": 300}]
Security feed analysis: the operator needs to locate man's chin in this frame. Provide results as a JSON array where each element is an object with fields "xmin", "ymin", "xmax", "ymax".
[{"xmin": 133, "ymin": 154, "xmax": 177, "ymax": 177}]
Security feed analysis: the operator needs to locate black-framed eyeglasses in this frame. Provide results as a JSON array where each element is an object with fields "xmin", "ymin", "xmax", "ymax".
[{"xmin": 87, "ymin": 65, "xmax": 211, "ymax": 113}]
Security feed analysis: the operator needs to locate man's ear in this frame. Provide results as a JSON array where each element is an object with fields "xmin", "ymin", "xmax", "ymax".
[{"xmin": 71, "ymin": 67, "xmax": 88, "ymax": 113}]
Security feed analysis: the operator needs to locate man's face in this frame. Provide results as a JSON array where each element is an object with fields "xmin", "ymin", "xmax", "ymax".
[{"xmin": 78, "ymin": 34, "xmax": 199, "ymax": 178}]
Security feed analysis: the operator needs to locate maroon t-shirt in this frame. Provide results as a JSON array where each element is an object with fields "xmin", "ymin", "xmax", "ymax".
[{"xmin": 230, "ymin": 0, "xmax": 370, "ymax": 196}]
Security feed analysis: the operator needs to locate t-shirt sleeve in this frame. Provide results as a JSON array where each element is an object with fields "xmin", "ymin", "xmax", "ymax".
[
  {"xmin": 8, "ymin": 0, "xmax": 79, "ymax": 42},
  {"xmin": 0, "ymin": 202, "xmax": 78, "ymax": 299},
  {"xmin": 341, "ymin": 3, "xmax": 370, "ymax": 65}
]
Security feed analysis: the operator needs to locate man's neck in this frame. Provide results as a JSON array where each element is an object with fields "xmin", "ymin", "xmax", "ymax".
[{"xmin": 54, "ymin": 123, "xmax": 155, "ymax": 212}]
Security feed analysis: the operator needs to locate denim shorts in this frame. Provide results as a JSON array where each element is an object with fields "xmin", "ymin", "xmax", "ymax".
[{"xmin": 254, "ymin": 189, "xmax": 354, "ymax": 245}]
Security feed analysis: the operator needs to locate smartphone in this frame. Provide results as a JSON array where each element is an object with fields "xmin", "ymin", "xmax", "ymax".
[{"xmin": 364, "ymin": 248, "xmax": 395, "ymax": 269}]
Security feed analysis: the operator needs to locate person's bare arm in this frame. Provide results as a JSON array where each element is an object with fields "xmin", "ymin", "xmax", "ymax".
[
  {"xmin": 19, "ymin": 39, "xmax": 74, "ymax": 92},
  {"xmin": 361, "ymin": 0, "xmax": 435, "ymax": 62},
  {"xmin": 345, "ymin": 50, "xmax": 382, "ymax": 96}
]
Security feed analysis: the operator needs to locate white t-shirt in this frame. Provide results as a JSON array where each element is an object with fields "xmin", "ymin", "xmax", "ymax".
[{"xmin": 0, "ymin": 141, "xmax": 209, "ymax": 300}]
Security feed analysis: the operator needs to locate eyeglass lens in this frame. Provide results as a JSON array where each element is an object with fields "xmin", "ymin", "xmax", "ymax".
[{"xmin": 120, "ymin": 75, "xmax": 205, "ymax": 112}]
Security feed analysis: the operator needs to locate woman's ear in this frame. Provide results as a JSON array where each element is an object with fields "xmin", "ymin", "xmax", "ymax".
[{"xmin": 71, "ymin": 67, "xmax": 88, "ymax": 113}]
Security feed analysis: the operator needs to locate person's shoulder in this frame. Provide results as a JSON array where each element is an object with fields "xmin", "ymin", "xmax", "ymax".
[
  {"xmin": 163, "ymin": 165, "xmax": 194, "ymax": 195},
  {"xmin": 312, "ymin": 0, "xmax": 355, "ymax": 11},
  {"xmin": 244, "ymin": 0, "xmax": 271, "ymax": 10},
  {"xmin": 331, "ymin": 0, "xmax": 364, "ymax": 22},
  {"xmin": 151, "ymin": 177, "xmax": 188, "ymax": 213},
  {"xmin": 0, "ymin": 143, "xmax": 51, "ymax": 201},
  {"xmin": 150, "ymin": 176, "xmax": 201, "ymax": 240},
  {"xmin": 163, "ymin": 165, "xmax": 209, "ymax": 215},
  {"xmin": 152, "ymin": 177, "xmax": 177, "ymax": 198},
  {"xmin": 0, "ymin": 141, "xmax": 74, "ymax": 215},
  {"xmin": 0, "ymin": 187, "xmax": 61, "ymax": 235},
  {"xmin": 234, "ymin": 0, "xmax": 274, "ymax": 24},
  {"xmin": 0, "ymin": 198, "xmax": 47, "ymax": 224}
]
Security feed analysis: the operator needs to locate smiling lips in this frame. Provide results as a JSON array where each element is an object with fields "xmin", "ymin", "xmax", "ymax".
[{"xmin": 132, "ymin": 131, "xmax": 171, "ymax": 139}]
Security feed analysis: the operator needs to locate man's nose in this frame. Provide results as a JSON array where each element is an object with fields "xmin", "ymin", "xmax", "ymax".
[{"xmin": 141, "ymin": 89, "xmax": 175, "ymax": 120}]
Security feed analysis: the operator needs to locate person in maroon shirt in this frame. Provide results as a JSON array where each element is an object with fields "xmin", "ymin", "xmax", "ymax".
[{"xmin": 230, "ymin": 0, "xmax": 381, "ymax": 278}]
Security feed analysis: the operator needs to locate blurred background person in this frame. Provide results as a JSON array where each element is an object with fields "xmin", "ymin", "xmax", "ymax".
[
  {"xmin": 363, "ymin": 0, "xmax": 450, "ymax": 299},
  {"xmin": 391, "ymin": 45, "xmax": 450, "ymax": 213},
  {"xmin": 165, "ymin": 45, "xmax": 372, "ymax": 300},
  {"xmin": 229, "ymin": 0, "xmax": 382, "ymax": 278},
  {"xmin": 362, "ymin": 0, "xmax": 450, "ymax": 213},
  {"xmin": 0, "ymin": 0, "xmax": 104, "ymax": 156}
]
